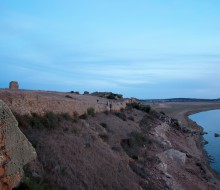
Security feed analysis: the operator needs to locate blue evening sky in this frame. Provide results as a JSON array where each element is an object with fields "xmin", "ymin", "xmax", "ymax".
[{"xmin": 0, "ymin": 0, "xmax": 220, "ymax": 99}]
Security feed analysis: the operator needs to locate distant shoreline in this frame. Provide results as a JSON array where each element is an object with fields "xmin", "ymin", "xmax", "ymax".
[{"xmin": 143, "ymin": 98, "xmax": 220, "ymax": 103}]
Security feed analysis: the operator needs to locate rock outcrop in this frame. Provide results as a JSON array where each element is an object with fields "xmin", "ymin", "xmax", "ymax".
[
  {"xmin": 0, "ymin": 100, "xmax": 36, "ymax": 190},
  {"xmin": 158, "ymin": 149, "xmax": 186, "ymax": 165},
  {"xmin": 9, "ymin": 82, "xmax": 19, "ymax": 90}
]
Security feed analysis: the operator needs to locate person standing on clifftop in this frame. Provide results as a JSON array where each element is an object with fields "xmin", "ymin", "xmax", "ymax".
[{"xmin": 109, "ymin": 101, "xmax": 112, "ymax": 112}]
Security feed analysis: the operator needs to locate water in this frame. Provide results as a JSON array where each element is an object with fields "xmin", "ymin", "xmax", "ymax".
[{"xmin": 189, "ymin": 110, "xmax": 220, "ymax": 175}]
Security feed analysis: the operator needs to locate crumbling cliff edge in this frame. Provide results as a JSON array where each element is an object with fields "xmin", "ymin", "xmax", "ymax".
[{"xmin": 151, "ymin": 101, "xmax": 220, "ymax": 189}]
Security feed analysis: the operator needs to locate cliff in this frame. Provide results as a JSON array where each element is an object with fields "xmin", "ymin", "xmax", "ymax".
[
  {"xmin": 0, "ymin": 100, "xmax": 36, "ymax": 190},
  {"xmin": 1, "ymin": 89, "xmax": 220, "ymax": 189}
]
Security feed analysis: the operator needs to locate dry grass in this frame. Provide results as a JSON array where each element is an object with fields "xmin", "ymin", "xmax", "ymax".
[{"xmin": 14, "ymin": 109, "xmax": 157, "ymax": 190}]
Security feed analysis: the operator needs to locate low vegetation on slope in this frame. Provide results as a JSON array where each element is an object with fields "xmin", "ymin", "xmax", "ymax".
[{"xmin": 13, "ymin": 104, "xmax": 167, "ymax": 190}]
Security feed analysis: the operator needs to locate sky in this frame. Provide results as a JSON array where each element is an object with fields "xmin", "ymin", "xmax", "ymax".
[{"xmin": 0, "ymin": 0, "xmax": 220, "ymax": 99}]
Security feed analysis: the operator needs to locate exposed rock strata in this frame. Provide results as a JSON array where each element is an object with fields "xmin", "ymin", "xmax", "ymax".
[{"xmin": 0, "ymin": 100, "xmax": 36, "ymax": 189}]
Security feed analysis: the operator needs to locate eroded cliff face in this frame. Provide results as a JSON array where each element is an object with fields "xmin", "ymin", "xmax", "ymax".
[{"xmin": 0, "ymin": 100, "xmax": 36, "ymax": 190}]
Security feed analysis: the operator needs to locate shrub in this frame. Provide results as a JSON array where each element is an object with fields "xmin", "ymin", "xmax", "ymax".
[
  {"xmin": 72, "ymin": 112, "xmax": 79, "ymax": 122},
  {"xmin": 87, "ymin": 107, "xmax": 95, "ymax": 117},
  {"xmin": 111, "ymin": 146, "xmax": 121, "ymax": 152},
  {"xmin": 65, "ymin": 95, "xmax": 73, "ymax": 99},
  {"xmin": 114, "ymin": 112, "xmax": 127, "ymax": 121},
  {"xmin": 79, "ymin": 113, "xmax": 88, "ymax": 120},
  {"xmin": 14, "ymin": 177, "xmax": 45, "ymax": 190},
  {"xmin": 84, "ymin": 91, "xmax": 89, "ymax": 95},
  {"xmin": 30, "ymin": 116, "xmax": 44, "ymax": 129},
  {"xmin": 131, "ymin": 155, "xmax": 139, "ymax": 160},
  {"xmin": 106, "ymin": 93, "xmax": 123, "ymax": 100},
  {"xmin": 100, "ymin": 123, "xmax": 107, "ymax": 128},
  {"xmin": 70, "ymin": 91, "xmax": 79, "ymax": 94},
  {"xmin": 44, "ymin": 112, "xmax": 59, "ymax": 129},
  {"xmin": 99, "ymin": 133, "xmax": 109, "ymax": 142},
  {"xmin": 121, "ymin": 131, "xmax": 150, "ymax": 159},
  {"xmin": 140, "ymin": 105, "xmax": 151, "ymax": 113},
  {"xmin": 127, "ymin": 102, "xmax": 139, "ymax": 109},
  {"xmin": 126, "ymin": 103, "xmax": 151, "ymax": 113},
  {"xmin": 129, "ymin": 131, "xmax": 148, "ymax": 147},
  {"xmin": 128, "ymin": 116, "xmax": 134, "ymax": 121},
  {"xmin": 160, "ymin": 111, "xmax": 165, "ymax": 115},
  {"xmin": 71, "ymin": 126, "xmax": 80, "ymax": 135},
  {"xmin": 13, "ymin": 112, "xmax": 31, "ymax": 128},
  {"xmin": 104, "ymin": 110, "xmax": 109, "ymax": 115},
  {"xmin": 14, "ymin": 112, "xmax": 75, "ymax": 130},
  {"xmin": 129, "ymin": 161, "xmax": 148, "ymax": 179},
  {"xmin": 59, "ymin": 113, "xmax": 72, "ymax": 121},
  {"xmin": 106, "ymin": 94, "xmax": 116, "ymax": 100}
]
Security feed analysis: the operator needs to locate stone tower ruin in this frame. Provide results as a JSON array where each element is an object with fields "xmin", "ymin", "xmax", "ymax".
[{"xmin": 9, "ymin": 81, "xmax": 19, "ymax": 90}]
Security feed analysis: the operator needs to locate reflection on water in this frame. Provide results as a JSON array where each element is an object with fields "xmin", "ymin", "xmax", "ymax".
[{"xmin": 190, "ymin": 110, "xmax": 220, "ymax": 175}]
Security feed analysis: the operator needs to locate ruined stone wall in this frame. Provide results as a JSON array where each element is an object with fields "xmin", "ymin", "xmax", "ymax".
[
  {"xmin": 9, "ymin": 82, "xmax": 19, "ymax": 90},
  {"xmin": 0, "ymin": 100, "xmax": 36, "ymax": 189}
]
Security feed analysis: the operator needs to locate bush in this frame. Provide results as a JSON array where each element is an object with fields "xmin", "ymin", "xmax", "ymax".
[
  {"xmin": 106, "ymin": 93, "xmax": 123, "ymax": 100},
  {"xmin": 111, "ymin": 146, "xmax": 121, "ymax": 152},
  {"xmin": 114, "ymin": 112, "xmax": 127, "ymax": 121},
  {"xmin": 44, "ymin": 112, "xmax": 59, "ymax": 129},
  {"xmin": 106, "ymin": 94, "xmax": 117, "ymax": 100},
  {"xmin": 126, "ymin": 103, "xmax": 151, "ymax": 113},
  {"xmin": 129, "ymin": 131, "xmax": 148, "ymax": 147},
  {"xmin": 100, "ymin": 123, "xmax": 107, "ymax": 128},
  {"xmin": 121, "ymin": 131, "xmax": 151, "ymax": 162},
  {"xmin": 104, "ymin": 110, "xmax": 109, "ymax": 115},
  {"xmin": 84, "ymin": 91, "xmax": 89, "ymax": 95},
  {"xmin": 13, "ymin": 112, "xmax": 31, "ymax": 129},
  {"xmin": 14, "ymin": 112, "xmax": 75, "ymax": 130},
  {"xmin": 14, "ymin": 177, "xmax": 45, "ymax": 190},
  {"xmin": 160, "ymin": 111, "xmax": 165, "ymax": 115},
  {"xmin": 79, "ymin": 113, "xmax": 88, "ymax": 120},
  {"xmin": 129, "ymin": 161, "xmax": 148, "ymax": 179},
  {"xmin": 72, "ymin": 112, "xmax": 79, "ymax": 122},
  {"xmin": 126, "ymin": 102, "xmax": 140, "ymax": 109},
  {"xmin": 59, "ymin": 113, "xmax": 72, "ymax": 121},
  {"xmin": 99, "ymin": 133, "xmax": 109, "ymax": 142},
  {"xmin": 70, "ymin": 91, "xmax": 79, "ymax": 94},
  {"xmin": 87, "ymin": 107, "xmax": 95, "ymax": 117},
  {"xmin": 140, "ymin": 105, "xmax": 151, "ymax": 113},
  {"xmin": 128, "ymin": 116, "xmax": 134, "ymax": 121},
  {"xmin": 65, "ymin": 95, "xmax": 73, "ymax": 99},
  {"xmin": 71, "ymin": 126, "xmax": 80, "ymax": 135}
]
